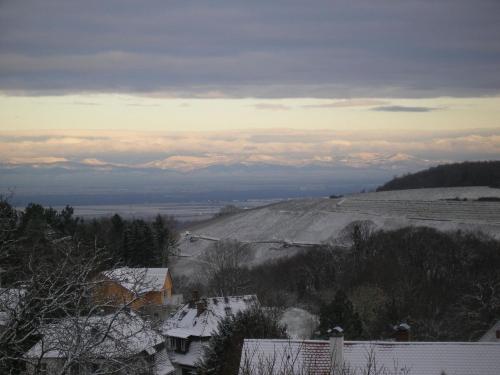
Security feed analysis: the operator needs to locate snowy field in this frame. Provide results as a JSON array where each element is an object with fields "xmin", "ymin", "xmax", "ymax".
[
  {"xmin": 45, "ymin": 199, "xmax": 280, "ymax": 222},
  {"xmin": 170, "ymin": 187, "xmax": 500, "ymax": 279}
]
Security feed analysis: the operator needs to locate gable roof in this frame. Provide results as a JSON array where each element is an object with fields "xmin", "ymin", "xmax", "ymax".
[
  {"xmin": 102, "ymin": 267, "xmax": 170, "ymax": 295},
  {"xmin": 240, "ymin": 339, "xmax": 500, "ymax": 375},
  {"xmin": 25, "ymin": 312, "xmax": 165, "ymax": 360},
  {"xmin": 163, "ymin": 295, "xmax": 258, "ymax": 339},
  {"xmin": 154, "ymin": 348, "xmax": 176, "ymax": 375}
]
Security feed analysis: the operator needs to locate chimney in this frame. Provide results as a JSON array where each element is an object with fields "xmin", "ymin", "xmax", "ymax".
[
  {"xmin": 189, "ymin": 290, "xmax": 199, "ymax": 308},
  {"xmin": 329, "ymin": 326, "xmax": 344, "ymax": 374},
  {"xmin": 196, "ymin": 299, "xmax": 207, "ymax": 316},
  {"xmin": 394, "ymin": 323, "xmax": 411, "ymax": 342}
]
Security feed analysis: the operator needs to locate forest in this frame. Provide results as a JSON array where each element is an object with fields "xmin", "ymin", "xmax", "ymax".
[
  {"xmin": 187, "ymin": 223, "xmax": 500, "ymax": 342},
  {"xmin": 377, "ymin": 160, "xmax": 500, "ymax": 191},
  {"xmin": 0, "ymin": 200, "xmax": 178, "ymax": 286}
]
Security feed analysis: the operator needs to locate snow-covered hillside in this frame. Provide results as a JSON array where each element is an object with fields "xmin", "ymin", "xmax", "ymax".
[{"xmin": 170, "ymin": 187, "xmax": 500, "ymax": 279}]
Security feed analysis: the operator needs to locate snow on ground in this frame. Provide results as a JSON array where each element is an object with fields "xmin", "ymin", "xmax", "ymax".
[
  {"xmin": 170, "ymin": 187, "xmax": 500, "ymax": 279},
  {"xmin": 280, "ymin": 308, "xmax": 319, "ymax": 340}
]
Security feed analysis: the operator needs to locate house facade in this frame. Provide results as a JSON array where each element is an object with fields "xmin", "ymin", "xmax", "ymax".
[
  {"xmin": 95, "ymin": 267, "xmax": 180, "ymax": 319},
  {"xmin": 163, "ymin": 294, "xmax": 258, "ymax": 375}
]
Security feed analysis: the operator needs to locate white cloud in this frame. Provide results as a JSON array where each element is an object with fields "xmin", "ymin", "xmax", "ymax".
[{"xmin": 1, "ymin": 128, "xmax": 498, "ymax": 172}]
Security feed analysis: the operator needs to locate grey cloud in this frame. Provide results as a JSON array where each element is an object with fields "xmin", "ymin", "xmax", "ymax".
[
  {"xmin": 72, "ymin": 101, "xmax": 101, "ymax": 106},
  {"xmin": 0, "ymin": 1, "xmax": 499, "ymax": 97},
  {"xmin": 0, "ymin": 135, "xmax": 109, "ymax": 142},
  {"xmin": 302, "ymin": 99, "xmax": 390, "ymax": 108},
  {"xmin": 252, "ymin": 103, "xmax": 291, "ymax": 111},
  {"xmin": 371, "ymin": 106, "xmax": 438, "ymax": 113}
]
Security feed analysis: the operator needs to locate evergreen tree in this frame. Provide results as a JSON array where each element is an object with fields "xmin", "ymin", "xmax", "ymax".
[
  {"xmin": 318, "ymin": 290, "xmax": 363, "ymax": 339},
  {"xmin": 107, "ymin": 214, "xmax": 125, "ymax": 263},
  {"xmin": 18, "ymin": 203, "xmax": 49, "ymax": 245},
  {"xmin": 152, "ymin": 214, "xmax": 177, "ymax": 266},
  {"xmin": 198, "ymin": 306, "xmax": 287, "ymax": 375},
  {"xmin": 55, "ymin": 205, "xmax": 79, "ymax": 236},
  {"xmin": 122, "ymin": 219, "xmax": 156, "ymax": 266}
]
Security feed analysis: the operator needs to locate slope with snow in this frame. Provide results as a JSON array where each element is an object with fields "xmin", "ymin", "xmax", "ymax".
[{"xmin": 170, "ymin": 187, "xmax": 500, "ymax": 278}]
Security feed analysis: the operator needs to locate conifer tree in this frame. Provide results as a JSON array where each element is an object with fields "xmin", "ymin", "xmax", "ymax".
[
  {"xmin": 318, "ymin": 290, "xmax": 363, "ymax": 339},
  {"xmin": 198, "ymin": 306, "xmax": 287, "ymax": 375}
]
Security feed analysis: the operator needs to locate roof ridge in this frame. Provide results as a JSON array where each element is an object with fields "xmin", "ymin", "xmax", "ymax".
[{"xmin": 243, "ymin": 338, "xmax": 500, "ymax": 346}]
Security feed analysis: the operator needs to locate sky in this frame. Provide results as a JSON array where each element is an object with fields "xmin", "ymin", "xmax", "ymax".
[{"xmin": 1, "ymin": 0, "xmax": 500, "ymax": 202}]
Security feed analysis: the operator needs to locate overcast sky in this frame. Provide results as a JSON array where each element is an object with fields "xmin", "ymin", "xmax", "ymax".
[
  {"xmin": 1, "ymin": 1, "xmax": 499, "ymax": 198},
  {"xmin": 1, "ymin": 0, "xmax": 500, "ymax": 97}
]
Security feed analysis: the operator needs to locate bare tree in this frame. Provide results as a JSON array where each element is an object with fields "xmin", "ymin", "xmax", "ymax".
[
  {"xmin": 239, "ymin": 342, "xmax": 411, "ymax": 375},
  {"xmin": 0, "ymin": 241, "xmax": 167, "ymax": 375},
  {"xmin": 201, "ymin": 240, "xmax": 252, "ymax": 296}
]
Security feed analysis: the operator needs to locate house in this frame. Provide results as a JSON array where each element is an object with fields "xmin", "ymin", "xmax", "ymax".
[
  {"xmin": 95, "ymin": 267, "xmax": 181, "ymax": 319},
  {"xmin": 239, "ymin": 331, "xmax": 500, "ymax": 375},
  {"xmin": 163, "ymin": 293, "xmax": 258, "ymax": 375},
  {"xmin": 479, "ymin": 320, "xmax": 500, "ymax": 342},
  {"xmin": 24, "ymin": 311, "xmax": 175, "ymax": 375}
]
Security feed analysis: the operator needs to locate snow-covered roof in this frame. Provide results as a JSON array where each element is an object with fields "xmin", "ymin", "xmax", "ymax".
[
  {"xmin": 163, "ymin": 295, "xmax": 258, "ymax": 338},
  {"xmin": 479, "ymin": 320, "xmax": 500, "ymax": 342},
  {"xmin": 102, "ymin": 267, "xmax": 169, "ymax": 295},
  {"xmin": 154, "ymin": 348, "xmax": 176, "ymax": 375},
  {"xmin": 240, "ymin": 339, "xmax": 500, "ymax": 375},
  {"xmin": 25, "ymin": 312, "xmax": 165, "ymax": 360}
]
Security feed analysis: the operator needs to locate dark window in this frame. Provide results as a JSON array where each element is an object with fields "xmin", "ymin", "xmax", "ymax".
[{"xmin": 168, "ymin": 336, "xmax": 190, "ymax": 353}]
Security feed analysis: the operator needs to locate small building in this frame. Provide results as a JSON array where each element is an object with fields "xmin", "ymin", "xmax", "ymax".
[
  {"xmin": 239, "ymin": 334, "xmax": 500, "ymax": 375},
  {"xmin": 163, "ymin": 294, "xmax": 258, "ymax": 375},
  {"xmin": 24, "ymin": 312, "xmax": 175, "ymax": 375},
  {"xmin": 95, "ymin": 267, "xmax": 181, "ymax": 319}
]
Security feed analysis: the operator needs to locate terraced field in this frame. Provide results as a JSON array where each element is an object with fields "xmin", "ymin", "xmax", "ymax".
[
  {"xmin": 170, "ymin": 187, "xmax": 500, "ymax": 278},
  {"xmin": 337, "ymin": 199, "xmax": 500, "ymax": 224}
]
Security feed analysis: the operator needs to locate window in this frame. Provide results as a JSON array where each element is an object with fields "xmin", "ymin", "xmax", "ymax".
[
  {"xmin": 180, "ymin": 338, "xmax": 187, "ymax": 352},
  {"xmin": 168, "ymin": 337, "xmax": 190, "ymax": 353},
  {"xmin": 169, "ymin": 337, "xmax": 176, "ymax": 350}
]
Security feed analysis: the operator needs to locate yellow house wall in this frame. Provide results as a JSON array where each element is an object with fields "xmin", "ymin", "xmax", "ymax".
[
  {"xmin": 164, "ymin": 271, "xmax": 173, "ymax": 297},
  {"xmin": 94, "ymin": 270, "xmax": 173, "ymax": 311}
]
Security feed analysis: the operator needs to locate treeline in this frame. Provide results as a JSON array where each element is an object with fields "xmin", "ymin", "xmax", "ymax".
[
  {"xmin": 377, "ymin": 160, "xmax": 500, "ymax": 191},
  {"xmin": 0, "ymin": 200, "xmax": 178, "ymax": 286},
  {"xmin": 196, "ymin": 225, "xmax": 500, "ymax": 341}
]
